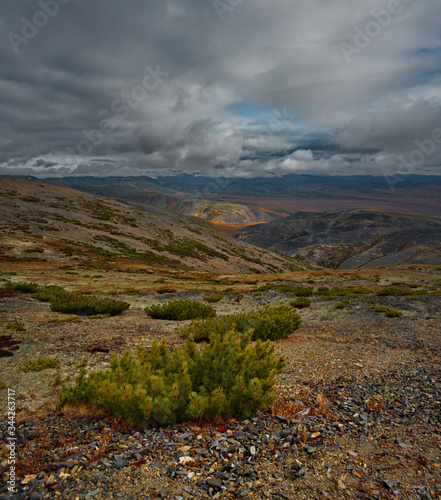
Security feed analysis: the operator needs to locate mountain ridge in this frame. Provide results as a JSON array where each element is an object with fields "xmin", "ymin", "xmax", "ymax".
[{"xmin": 233, "ymin": 208, "xmax": 441, "ymax": 269}]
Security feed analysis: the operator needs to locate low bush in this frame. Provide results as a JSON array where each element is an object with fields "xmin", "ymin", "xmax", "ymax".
[
  {"xmin": 59, "ymin": 331, "xmax": 285, "ymax": 426},
  {"xmin": 203, "ymin": 292, "xmax": 224, "ymax": 303},
  {"xmin": 33, "ymin": 285, "xmax": 66, "ymax": 302},
  {"xmin": 5, "ymin": 320, "xmax": 26, "ymax": 331},
  {"xmin": 145, "ymin": 300, "xmax": 216, "ymax": 321},
  {"xmin": 291, "ymin": 297, "xmax": 312, "ymax": 309},
  {"xmin": 385, "ymin": 309, "xmax": 403, "ymax": 318},
  {"xmin": 179, "ymin": 305, "xmax": 301, "ymax": 342},
  {"xmin": 3, "ymin": 281, "xmax": 39, "ymax": 293},
  {"xmin": 177, "ymin": 315, "xmax": 244, "ymax": 342},
  {"xmin": 19, "ymin": 356, "xmax": 60, "ymax": 373},
  {"xmin": 245, "ymin": 305, "xmax": 301, "ymax": 341},
  {"xmin": 374, "ymin": 305, "xmax": 388, "ymax": 312},
  {"xmin": 50, "ymin": 291, "xmax": 129, "ymax": 316}
]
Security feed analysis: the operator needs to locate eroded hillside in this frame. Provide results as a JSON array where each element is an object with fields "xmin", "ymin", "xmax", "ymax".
[{"xmin": 233, "ymin": 209, "xmax": 441, "ymax": 269}]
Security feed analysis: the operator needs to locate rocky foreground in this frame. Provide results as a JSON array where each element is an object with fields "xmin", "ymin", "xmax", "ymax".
[{"xmin": 1, "ymin": 289, "xmax": 441, "ymax": 499}]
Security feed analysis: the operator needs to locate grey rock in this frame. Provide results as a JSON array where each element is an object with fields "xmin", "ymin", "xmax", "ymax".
[
  {"xmin": 384, "ymin": 479, "xmax": 394, "ymax": 490},
  {"xmin": 85, "ymin": 489, "xmax": 100, "ymax": 499}
]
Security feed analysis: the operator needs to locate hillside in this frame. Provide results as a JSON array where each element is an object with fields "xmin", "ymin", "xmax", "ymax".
[
  {"xmin": 55, "ymin": 178, "xmax": 288, "ymax": 225},
  {"xmin": 0, "ymin": 178, "xmax": 306, "ymax": 274},
  {"xmin": 233, "ymin": 209, "xmax": 441, "ymax": 269}
]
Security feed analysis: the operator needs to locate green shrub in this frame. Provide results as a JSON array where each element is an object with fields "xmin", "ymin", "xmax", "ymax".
[
  {"xmin": 177, "ymin": 315, "xmax": 243, "ymax": 342},
  {"xmin": 374, "ymin": 305, "xmax": 388, "ymax": 312},
  {"xmin": 3, "ymin": 281, "xmax": 39, "ymax": 293},
  {"xmin": 334, "ymin": 302, "xmax": 346, "ymax": 310},
  {"xmin": 179, "ymin": 305, "xmax": 301, "ymax": 342},
  {"xmin": 203, "ymin": 292, "xmax": 224, "ymax": 303},
  {"xmin": 145, "ymin": 300, "xmax": 216, "ymax": 321},
  {"xmin": 0, "ymin": 381, "xmax": 6, "ymax": 390},
  {"xmin": 58, "ymin": 331, "xmax": 285, "ymax": 426},
  {"xmin": 33, "ymin": 285, "xmax": 66, "ymax": 302},
  {"xmin": 293, "ymin": 286, "xmax": 313, "ymax": 297},
  {"xmin": 291, "ymin": 297, "xmax": 312, "ymax": 309},
  {"xmin": 5, "ymin": 320, "xmax": 26, "ymax": 331},
  {"xmin": 50, "ymin": 291, "xmax": 129, "ymax": 316},
  {"xmin": 239, "ymin": 305, "xmax": 301, "ymax": 341},
  {"xmin": 19, "ymin": 356, "xmax": 60, "ymax": 373},
  {"xmin": 385, "ymin": 309, "xmax": 403, "ymax": 318},
  {"xmin": 315, "ymin": 286, "xmax": 330, "ymax": 296}
]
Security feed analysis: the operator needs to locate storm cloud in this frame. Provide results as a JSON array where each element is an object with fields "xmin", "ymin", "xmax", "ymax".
[{"xmin": 1, "ymin": 0, "xmax": 440, "ymax": 178}]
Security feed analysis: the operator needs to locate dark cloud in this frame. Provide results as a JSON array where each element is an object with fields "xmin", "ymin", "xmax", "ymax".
[{"xmin": 0, "ymin": 0, "xmax": 441, "ymax": 177}]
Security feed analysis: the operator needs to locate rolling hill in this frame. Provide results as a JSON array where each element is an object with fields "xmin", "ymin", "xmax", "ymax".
[
  {"xmin": 0, "ymin": 177, "xmax": 306, "ymax": 274},
  {"xmin": 53, "ymin": 178, "xmax": 288, "ymax": 226},
  {"xmin": 233, "ymin": 209, "xmax": 441, "ymax": 269}
]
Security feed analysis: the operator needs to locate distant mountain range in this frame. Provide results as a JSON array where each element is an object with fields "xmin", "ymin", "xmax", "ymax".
[
  {"xmin": 233, "ymin": 209, "xmax": 441, "ymax": 269},
  {"xmin": 54, "ymin": 173, "xmax": 441, "ymax": 219}
]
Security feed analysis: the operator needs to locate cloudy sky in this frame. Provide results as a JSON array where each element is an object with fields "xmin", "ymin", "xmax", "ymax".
[{"xmin": 1, "ymin": 0, "xmax": 441, "ymax": 178}]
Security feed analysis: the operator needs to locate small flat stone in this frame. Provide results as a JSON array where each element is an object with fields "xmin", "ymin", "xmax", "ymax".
[
  {"xmin": 178, "ymin": 433, "xmax": 194, "ymax": 440},
  {"xmin": 207, "ymin": 477, "xmax": 222, "ymax": 489}
]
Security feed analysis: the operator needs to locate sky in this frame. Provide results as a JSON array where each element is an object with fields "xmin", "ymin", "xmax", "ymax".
[{"xmin": 1, "ymin": 0, "xmax": 441, "ymax": 179}]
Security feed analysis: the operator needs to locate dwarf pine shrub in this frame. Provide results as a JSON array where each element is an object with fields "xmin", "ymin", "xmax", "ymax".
[
  {"xmin": 178, "ymin": 305, "xmax": 301, "ymax": 342},
  {"xmin": 19, "ymin": 356, "xmax": 60, "ymax": 373},
  {"xmin": 47, "ymin": 290, "xmax": 129, "ymax": 316},
  {"xmin": 3, "ymin": 281, "xmax": 39, "ymax": 293},
  {"xmin": 177, "ymin": 314, "xmax": 245, "ymax": 342},
  {"xmin": 244, "ymin": 305, "xmax": 301, "ymax": 341},
  {"xmin": 58, "ymin": 330, "xmax": 285, "ymax": 426},
  {"xmin": 291, "ymin": 297, "xmax": 312, "ymax": 309},
  {"xmin": 385, "ymin": 309, "xmax": 403, "ymax": 318},
  {"xmin": 203, "ymin": 292, "xmax": 224, "ymax": 303},
  {"xmin": 145, "ymin": 300, "xmax": 216, "ymax": 320}
]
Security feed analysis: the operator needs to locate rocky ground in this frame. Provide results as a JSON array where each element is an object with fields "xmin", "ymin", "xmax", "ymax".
[{"xmin": 1, "ymin": 283, "xmax": 441, "ymax": 499}]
